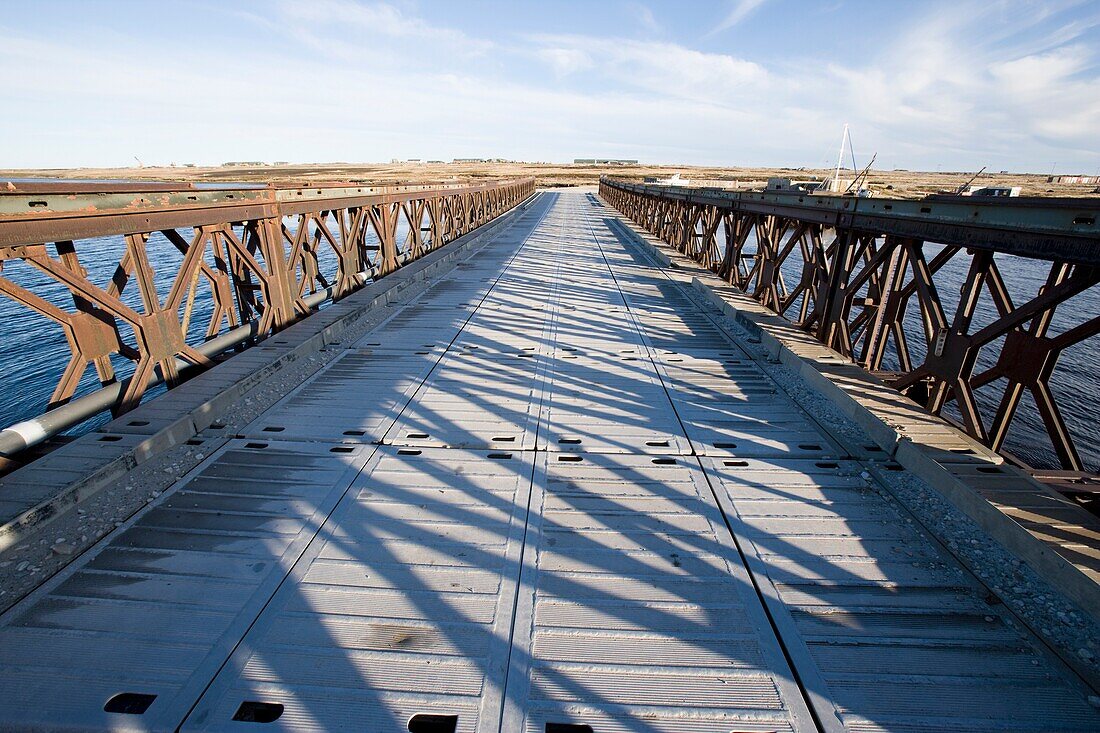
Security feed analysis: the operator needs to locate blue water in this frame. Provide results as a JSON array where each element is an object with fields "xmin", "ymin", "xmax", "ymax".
[
  {"xmin": 0, "ymin": 231, "xmax": 1096, "ymax": 471},
  {"xmin": 765, "ymin": 239, "xmax": 1100, "ymax": 471},
  {"xmin": 0, "ymin": 224, "xmax": 347, "ymax": 435}
]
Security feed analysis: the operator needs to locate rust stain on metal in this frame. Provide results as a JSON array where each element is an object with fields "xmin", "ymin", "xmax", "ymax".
[
  {"xmin": 0, "ymin": 177, "xmax": 534, "ymax": 429},
  {"xmin": 601, "ymin": 176, "xmax": 1100, "ymax": 474}
]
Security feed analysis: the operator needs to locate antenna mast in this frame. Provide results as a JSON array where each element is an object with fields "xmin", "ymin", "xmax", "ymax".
[
  {"xmin": 954, "ymin": 166, "xmax": 987, "ymax": 195},
  {"xmin": 833, "ymin": 123, "xmax": 848, "ymax": 193},
  {"xmin": 844, "ymin": 152, "xmax": 877, "ymax": 195},
  {"xmin": 831, "ymin": 124, "xmax": 858, "ymax": 193}
]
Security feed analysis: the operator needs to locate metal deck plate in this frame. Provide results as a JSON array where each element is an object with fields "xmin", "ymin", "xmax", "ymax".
[
  {"xmin": 0, "ymin": 440, "xmax": 372, "ymax": 732},
  {"xmin": 633, "ymin": 310, "xmax": 747, "ymax": 354},
  {"xmin": 450, "ymin": 309, "xmax": 554, "ymax": 354},
  {"xmin": 700, "ymin": 456, "xmax": 1100, "ymax": 733},
  {"xmin": 240, "ymin": 349, "xmax": 445, "ymax": 443},
  {"xmin": 550, "ymin": 306, "xmax": 648, "ymax": 352},
  {"xmin": 181, "ymin": 447, "xmax": 535, "ymax": 733},
  {"xmin": 501, "ymin": 452, "xmax": 818, "ymax": 733},
  {"xmin": 654, "ymin": 352, "xmax": 843, "ymax": 458},
  {"xmin": 385, "ymin": 349, "xmax": 548, "ymax": 450},
  {"xmin": 353, "ymin": 305, "xmax": 477, "ymax": 350},
  {"xmin": 5, "ymin": 189, "xmax": 1098, "ymax": 733},
  {"xmin": 538, "ymin": 351, "xmax": 691, "ymax": 454},
  {"xmin": 396, "ymin": 277, "xmax": 494, "ymax": 309}
]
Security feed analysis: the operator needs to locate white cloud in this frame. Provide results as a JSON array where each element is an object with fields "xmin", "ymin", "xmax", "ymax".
[
  {"xmin": 814, "ymin": 5, "xmax": 1100, "ymax": 165},
  {"xmin": 708, "ymin": 0, "xmax": 769, "ymax": 35},
  {"xmin": 529, "ymin": 34, "xmax": 768, "ymax": 106},
  {"xmin": 991, "ymin": 46, "xmax": 1086, "ymax": 92},
  {"xmin": 632, "ymin": 3, "xmax": 661, "ymax": 34},
  {"xmin": 276, "ymin": 0, "xmax": 493, "ymax": 53},
  {"xmin": 537, "ymin": 47, "xmax": 595, "ymax": 77},
  {"xmin": 1, "ymin": 0, "xmax": 1097, "ymax": 171},
  {"xmin": 990, "ymin": 46, "xmax": 1100, "ymax": 141}
]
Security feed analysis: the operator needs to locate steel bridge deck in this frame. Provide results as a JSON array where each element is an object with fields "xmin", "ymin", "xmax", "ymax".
[{"xmin": 0, "ymin": 191, "xmax": 1096, "ymax": 733}]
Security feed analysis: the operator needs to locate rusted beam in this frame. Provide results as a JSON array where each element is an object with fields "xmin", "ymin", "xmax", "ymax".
[
  {"xmin": 0, "ymin": 177, "xmax": 534, "ymax": 452},
  {"xmin": 604, "ymin": 178, "xmax": 1100, "ymax": 266},
  {"xmin": 600, "ymin": 176, "xmax": 1100, "ymax": 473}
]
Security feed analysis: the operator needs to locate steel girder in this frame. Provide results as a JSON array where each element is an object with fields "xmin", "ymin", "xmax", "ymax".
[
  {"xmin": 600, "ymin": 177, "xmax": 1100, "ymax": 473},
  {"xmin": 0, "ymin": 178, "xmax": 534, "ymax": 419}
]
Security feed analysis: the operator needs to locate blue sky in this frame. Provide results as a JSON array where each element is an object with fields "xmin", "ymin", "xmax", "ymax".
[{"xmin": 3, "ymin": 0, "xmax": 1099, "ymax": 172}]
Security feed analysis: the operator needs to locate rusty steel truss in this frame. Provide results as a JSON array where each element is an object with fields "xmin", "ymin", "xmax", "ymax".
[
  {"xmin": 601, "ymin": 177, "xmax": 1100, "ymax": 473},
  {"xmin": 0, "ymin": 177, "xmax": 533, "ymax": 427}
]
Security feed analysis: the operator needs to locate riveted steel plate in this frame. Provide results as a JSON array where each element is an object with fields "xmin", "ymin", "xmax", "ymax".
[
  {"xmin": 240, "ymin": 348, "xmax": 445, "ymax": 443},
  {"xmin": 9, "ymin": 188, "xmax": 1099, "ymax": 733},
  {"xmin": 353, "ymin": 304, "xmax": 477, "ymax": 350},
  {"xmin": 385, "ymin": 350, "xmax": 548, "ymax": 449},
  {"xmin": 550, "ymin": 305, "xmax": 648, "ymax": 352},
  {"xmin": 654, "ymin": 352, "xmax": 843, "ymax": 458},
  {"xmin": 700, "ymin": 456, "xmax": 1100, "ymax": 732},
  {"xmin": 0, "ymin": 440, "xmax": 372, "ymax": 732},
  {"xmin": 451, "ymin": 309, "xmax": 555, "ymax": 354},
  {"xmin": 181, "ymin": 447, "xmax": 535, "ymax": 733},
  {"xmin": 501, "ymin": 452, "xmax": 817, "ymax": 733},
  {"xmin": 633, "ymin": 310, "xmax": 747, "ymax": 354},
  {"xmin": 538, "ymin": 351, "xmax": 691, "ymax": 454}
]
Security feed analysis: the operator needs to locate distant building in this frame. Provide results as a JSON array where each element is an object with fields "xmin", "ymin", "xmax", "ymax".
[
  {"xmin": 766, "ymin": 177, "xmax": 824, "ymax": 193},
  {"xmin": 453, "ymin": 158, "xmax": 488, "ymax": 163},
  {"xmin": 645, "ymin": 173, "xmax": 690, "ymax": 186},
  {"xmin": 1048, "ymin": 175, "xmax": 1099, "ymax": 184},
  {"xmin": 222, "ymin": 161, "xmax": 266, "ymax": 167},
  {"xmin": 573, "ymin": 158, "xmax": 639, "ymax": 165},
  {"xmin": 965, "ymin": 185, "xmax": 1021, "ymax": 197}
]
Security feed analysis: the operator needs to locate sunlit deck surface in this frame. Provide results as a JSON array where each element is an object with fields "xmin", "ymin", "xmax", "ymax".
[{"xmin": 0, "ymin": 191, "xmax": 1096, "ymax": 733}]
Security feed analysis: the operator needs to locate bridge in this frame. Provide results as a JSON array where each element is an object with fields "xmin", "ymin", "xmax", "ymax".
[{"xmin": 0, "ymin": 179, "xmax": 1097, "ymax": 732}]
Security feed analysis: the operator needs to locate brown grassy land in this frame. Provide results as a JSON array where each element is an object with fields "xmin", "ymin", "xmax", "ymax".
[{"xmin": 3, "ymin": 162, "xmax": 1098, "ymax": 199}]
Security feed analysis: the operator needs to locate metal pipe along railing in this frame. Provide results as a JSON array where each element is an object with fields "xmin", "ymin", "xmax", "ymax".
[{"xmin": 0, "ymin": 177, "xmax": 535, "ymax": 458}]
